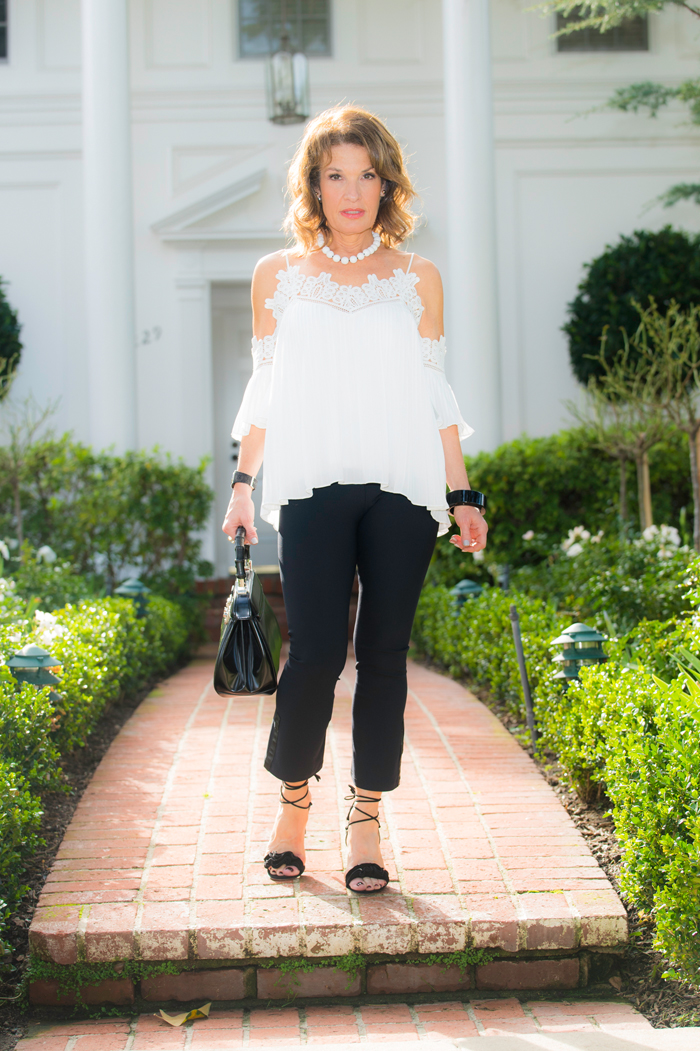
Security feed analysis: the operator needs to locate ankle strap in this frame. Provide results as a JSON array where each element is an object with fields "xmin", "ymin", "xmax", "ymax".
[
  {"xmin": 345, "ymin": 787, "xmax": 381, "ymax": 839},
  {"xmin": 280, "ymin": 780, "xmax": 313, "ymax": 811},
  {"xmin": 345, "ymin": 786, "xmax": 381, "ymax": 805}
]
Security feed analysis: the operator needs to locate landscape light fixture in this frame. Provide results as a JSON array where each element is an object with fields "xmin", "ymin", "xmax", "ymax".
[
  {"xmin": 7, "ymin": 643, "xmax": 63, "ymax": 703},
  {"xmin": 550, "ymin": 622, "xmax": 608, "ymax": 682},
  {"xmin": 114, "ymin": 577, "xmax": 151, "ymax": 618},
  {"xmin": 450, "ymin": 578, "xmax": 483, "ymax": 608}
]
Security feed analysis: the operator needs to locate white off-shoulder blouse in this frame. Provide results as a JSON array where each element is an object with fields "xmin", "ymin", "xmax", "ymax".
[{"xmin": 232, "ymin": 254, "xmax": 473, "ymax": 536}]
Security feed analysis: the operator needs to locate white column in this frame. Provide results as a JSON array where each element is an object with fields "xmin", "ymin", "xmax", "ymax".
[
  {"xmin": 82, "ymin": 0, "xmax": 137, "ymax": 451},
  {"xmin": 442, "ymin": 0, "xmax": 501, "ymax": 451}
]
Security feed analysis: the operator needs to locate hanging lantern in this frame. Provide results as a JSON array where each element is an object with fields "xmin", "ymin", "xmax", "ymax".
[
  {"xmin": 550, "ymin": 622, "xmax": 608, "ymax": 682},
  {"xmin": 266, "ymin": 30, "xmax": 309, "ymax": 125}
]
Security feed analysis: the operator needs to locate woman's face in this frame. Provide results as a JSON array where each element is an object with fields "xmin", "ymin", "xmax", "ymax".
[{"xmin": 317, "ymin": 143, "xmax": 383, "ymax": 242}]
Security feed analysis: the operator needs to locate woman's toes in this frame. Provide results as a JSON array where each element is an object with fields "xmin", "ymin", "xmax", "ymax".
[
  {"xmin": 273, "ymin": 863, "xmax": 300, "ymax": 878},
  {"xmin": 349, "ymin": 875, "xmax": 386, "ymax": 892}
]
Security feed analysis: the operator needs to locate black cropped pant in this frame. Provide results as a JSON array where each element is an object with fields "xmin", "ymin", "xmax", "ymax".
[{"xmin": 264, "ymin": 483, "xmax": 438, "ymax": 792}]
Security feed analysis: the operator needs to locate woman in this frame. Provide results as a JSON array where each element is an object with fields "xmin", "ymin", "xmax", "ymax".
[{"xmin": 222, "ymin": 106, "xmax": 488, "ymax": 894}]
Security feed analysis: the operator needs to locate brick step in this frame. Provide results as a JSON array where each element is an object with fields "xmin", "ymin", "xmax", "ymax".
[
  {"xmin": 28, "ymin": 657, "xmax": 628, "ymax": 1008},
  {"xmin": 28, "ymin": 954, "xmax": 613, "ymax": 1010},
  {"xmin": 19, "ymin": 999, "xmax": 670, "ymax": 1051}
]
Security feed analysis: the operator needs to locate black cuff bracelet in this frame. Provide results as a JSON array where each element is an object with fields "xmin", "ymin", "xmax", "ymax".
[
  {"xmin": 231, "ymin": 470, "xmax": 256, "ymax": 491},
  {"xmin": 446, "ymin": 489, "xmax": 487, "ymax": 512}
]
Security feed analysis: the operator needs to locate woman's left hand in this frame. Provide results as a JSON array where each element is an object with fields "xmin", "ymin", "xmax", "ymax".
[{"xmin": 449, "ymin": 505, "xmax": 488, "ymax": 554}]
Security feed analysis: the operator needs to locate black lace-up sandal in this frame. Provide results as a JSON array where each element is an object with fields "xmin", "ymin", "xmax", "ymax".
[
  {"xmin": 263, "ymin": 779, "xmax": 313, "ymax": 882},
  {"xmin": 344, "ymin": 786, "xmax": 390, "ymax": 894}
]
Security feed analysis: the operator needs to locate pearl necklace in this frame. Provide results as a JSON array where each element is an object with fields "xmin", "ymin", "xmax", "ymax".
[{"xmin": 317, "ymin": 230, "xmax": 380, "ymax": 265}]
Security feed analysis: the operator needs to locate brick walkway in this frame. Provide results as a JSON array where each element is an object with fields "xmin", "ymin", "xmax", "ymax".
[
  {"xmin": 17, "ymin": 1000, "xmax": 656, "ymax": 1050},
  {"xmin": 29, "ymin": 653, "xmax": 627, "ymax": 1004}
]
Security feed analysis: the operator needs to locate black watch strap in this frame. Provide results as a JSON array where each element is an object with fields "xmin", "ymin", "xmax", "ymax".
[
  {"xmin": 446, "ymin": 489, "xmax": 487, "ymax": 512},
  {"xmin": 232, "ymin": 470, "xmax": 256, "ymax": 491}
]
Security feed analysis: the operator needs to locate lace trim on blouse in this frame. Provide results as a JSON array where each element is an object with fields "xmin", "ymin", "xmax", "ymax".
[
  {"xmin": 421, "ymin": 335, "xmax": 447, "ymax": 372},
  {"xmin": 265, "ymin": 266, "xmax": 424, "ymax": 325},
  {"xmin": 251, "ymin": 334, "xmax": 276, "ymax": 370}
]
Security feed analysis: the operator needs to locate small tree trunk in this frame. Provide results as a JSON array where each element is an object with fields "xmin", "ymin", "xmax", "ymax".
[
  {"xmin": 12, "ymin": 476, "xmax": 24, "ymax": 552},
  {"xmin": 689, "ymin": 429, "xmax": 700, "ymax": 552},
  {"xmin": 619, "ymin": 456, "xmax": 628, "ymax": 522},
  {"xmin": 636, "ymin": 451, "xmax": 653, "ymax": 531}
]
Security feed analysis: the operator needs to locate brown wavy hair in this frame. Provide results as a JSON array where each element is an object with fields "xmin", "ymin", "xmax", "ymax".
[{"xmin": 284, "ymin": 105, "xmax": 417, "ymax": 253}]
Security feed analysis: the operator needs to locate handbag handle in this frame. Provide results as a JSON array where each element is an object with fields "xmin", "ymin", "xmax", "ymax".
[{"xmin": 234, "ymin": 525, "xmax": 249, "ymax": 583}]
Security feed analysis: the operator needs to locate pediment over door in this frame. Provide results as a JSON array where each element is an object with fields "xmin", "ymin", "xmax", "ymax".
[{"xmin": 151, "ymin": 155, "xmax": 284, "ymax": 245}]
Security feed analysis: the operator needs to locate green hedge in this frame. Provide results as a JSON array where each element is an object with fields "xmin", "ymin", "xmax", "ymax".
[
  {"xmin": 539, "ymin": 661, "xmax": 700, "ymax": 985},
  {"xmin": 411, "ymin": 574, "xmax": 700, "ymax": 985},
  {"xmin": 429, "ymin": 428, "xmax": 691, "ymax": 586},
  {"xmin": 412, "ymin": 585, "xmax": 562, "ymax": 716},
  {"xmin": 0, "ymin": 594, "xmax": 189, "ymax": 949},
  {"xmin": 0, "ymin": 440, "xmax": 213, "ymax": 603}
]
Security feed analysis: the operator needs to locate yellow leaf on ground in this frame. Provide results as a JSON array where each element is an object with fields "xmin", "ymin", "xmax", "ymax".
[{"xmin": 158, "ymin": 1003, "xmax": 212, "ymax": 1026}]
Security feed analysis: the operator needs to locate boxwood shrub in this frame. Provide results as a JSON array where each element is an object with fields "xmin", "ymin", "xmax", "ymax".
[
  {"xmin": 0, "ymin": 593, "xmax": 190, "ymax": 949},
  {"xmin": 412, "ymin": 584, "xmax": 562, "ymax": 716},
  {"xmin": 551, "ymin": 663, "xmax": 700, "ymax": 985},
  {"xmin": 411, "ymin": 568, "xmax": 700, "ymax": 986}
]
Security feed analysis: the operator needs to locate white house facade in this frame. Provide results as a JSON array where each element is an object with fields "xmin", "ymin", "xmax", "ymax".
[{"xmin": 0, "ymin": 0, "xmax": 699, "ymax": 572}]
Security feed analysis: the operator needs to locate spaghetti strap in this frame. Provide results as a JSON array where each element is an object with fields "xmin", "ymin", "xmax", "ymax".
[
  {"xmin": 406, "ymin": 252, "xmax": 415, "ymax": 274},
  {"xmin": 284, "ymin": 250, "xmax": 290, "ymax": 270}
]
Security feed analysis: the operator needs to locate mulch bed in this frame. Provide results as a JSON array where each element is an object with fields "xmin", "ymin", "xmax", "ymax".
[
  {"xmin": 468, "ymin": 679, "xmax": 700, "ymax": 1029},
  {"xmin": 2, "ymin": 659, "xmax": 699, "ymax": 1049}
]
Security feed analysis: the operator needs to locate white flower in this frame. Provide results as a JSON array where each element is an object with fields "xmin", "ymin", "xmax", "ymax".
[
  {"xmin": 561, "ymin": 526, "xmax": 590, "ymax": 552},
  {"xmin": 34, "ymin": 609, "xmax": 67, "ymax": 644},
  {"xmin": 522, "ymin": 530, "xmax": 535, "ymax": 542},
  {"xmin": 590, "ymin": 530, "xmax": 604, "ymax": 544},
  {"xmin": 35, "ymin": 610, "xmax": 58, "ymax": 632},
  {"xmin": 658, "ymin": 525, "xmax": 681, "ymax": 548},
  {"xmin": 472, "ymin": 549, "xmax": 485, "ymax": 562},
  {"xmin": 566, "ymin": 542, "xmax": 584, "ymax": 558},
  {"xmin": 0, "ymin": 541, "xmax": 9, "ymax": 561},
  {"xmin": 637, "ymin": 524, "xmax": 681, "ymax": 553},
  {"xmin": 36, "ymin": 545, "xmax": 57, "ymax": 563}
]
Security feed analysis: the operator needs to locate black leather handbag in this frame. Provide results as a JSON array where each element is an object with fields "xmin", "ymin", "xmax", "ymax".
[{"xmin": 213, "ymin": 527, "xmax": 282, "ymax": 696}]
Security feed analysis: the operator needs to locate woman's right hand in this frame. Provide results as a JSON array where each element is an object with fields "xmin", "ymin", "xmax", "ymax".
[{"xmin": 222, "ymin": 488, "xmax": 258, "ymax": 545}]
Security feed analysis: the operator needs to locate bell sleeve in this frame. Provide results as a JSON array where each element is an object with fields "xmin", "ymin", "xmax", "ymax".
[
  {"xmin": 421, "ymin": 336, "xmax": 474, "ymax": 441},
  {"xmin": 231, "ymin": 334, "xmax": 276, "ymax": 439}
]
